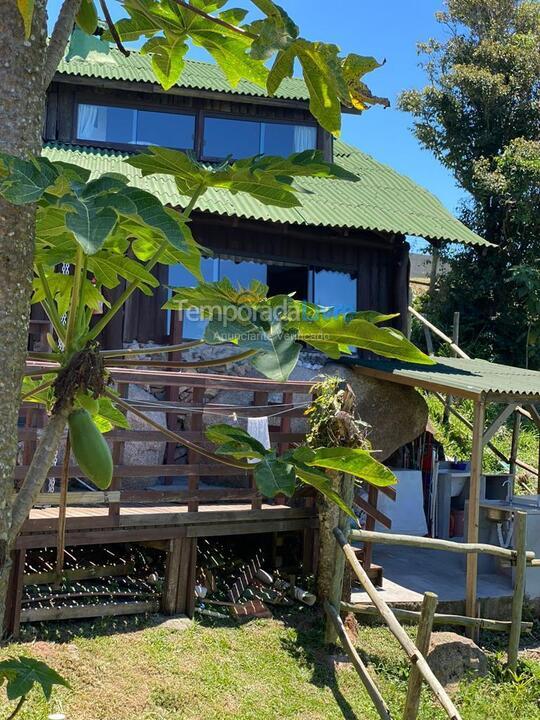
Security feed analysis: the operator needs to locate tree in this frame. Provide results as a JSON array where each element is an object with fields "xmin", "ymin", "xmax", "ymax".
[
  {"xmin": 399, "ymin": 0, "xmax": 540, "ymax": 367},
  {"xmin": 0, "ymin": 0, "xmax": 430, "ymax": 635}
]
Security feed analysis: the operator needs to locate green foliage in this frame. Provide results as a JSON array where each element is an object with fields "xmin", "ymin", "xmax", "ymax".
[
  {"xmin": 206, "ymin": 423, "xmax": 396, "ymax": 517},
  {"xmin": 105, "ymin": 0, "xmax": 388, "ymax": 135},
  {"xmin": 75, "ymin": 0, "xmax": 99, "ymax": 34},
  {"xmin": 126, "ymin": 146, "xmax": 359, "ymax": 208},
  {"xmin": 400, "ymin": 0, "xmax": 540, "ymax": 369},
  {"xmin": 0, "ymin": 655, "xmax": 69, "ymax": 702},
  {"xmin": 166, "ymin": 277, "xmax": 433, "ymax": 380}
]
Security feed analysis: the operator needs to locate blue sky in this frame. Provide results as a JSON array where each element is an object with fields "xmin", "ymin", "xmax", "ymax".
[{"xmin": 49, "ymin": 0, "xmax": 464, "ymax": 250}]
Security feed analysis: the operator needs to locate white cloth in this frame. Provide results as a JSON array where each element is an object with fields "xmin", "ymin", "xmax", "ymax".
[
  {"xmin": 247, "ymin": 416, "xmax": 271, "ymax": 463},
  {"xmin": 376, "ymin": 469, "xmax": 428, "ymax": 536}
]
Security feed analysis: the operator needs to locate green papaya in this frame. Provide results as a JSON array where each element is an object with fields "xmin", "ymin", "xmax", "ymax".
[{"xmin": 68, "ymin": 408, "xmax": 113, "ymax": 489}]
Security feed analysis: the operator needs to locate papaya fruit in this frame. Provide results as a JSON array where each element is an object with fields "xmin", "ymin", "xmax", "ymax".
[{"xmin": 68, "ymin": 408, "xmax": 113, "ymax": 489}]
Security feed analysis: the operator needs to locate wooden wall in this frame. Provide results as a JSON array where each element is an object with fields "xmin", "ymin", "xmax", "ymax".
[{"xmin": 42, "ymin": 79, "xmax": 410, "ymax": 348}]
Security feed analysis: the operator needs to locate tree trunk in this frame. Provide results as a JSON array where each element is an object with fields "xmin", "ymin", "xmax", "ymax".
[{"xmin": 0, "ymin": 0, "xmax": 48, "ymax": 633}]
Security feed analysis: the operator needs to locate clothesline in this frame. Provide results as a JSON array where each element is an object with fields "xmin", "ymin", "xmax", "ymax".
[{"xmin": 119, "ymin": 397, "xmax": 312, "ymax": 419}]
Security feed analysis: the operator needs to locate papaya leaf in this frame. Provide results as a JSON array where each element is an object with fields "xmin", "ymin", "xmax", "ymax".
[
  {"xmin": 93, "ymin": 396, "xmax": 130, "ymax": 433},
  {"xmin": 75, "ymin": 0, "xmax": 99, "ymax": 34},
  {"xmin": 294, "ymin": 464, "xmax": 356, "ymax": 520},
  {"xmin": 205, "ymin": 423, "xmax": 267, "ymax": 455},
  {"xmin": 254, "ymin": 453, "xmax": 296, "ymax": 497},
  {"xmin": 141, "ymin": 35, "xmax": 189, "ymax": 90},
  {"xmin": 126, "ymin": 147, "xmax": 357, "ymax": 207},
  {"xmin": 0, "ymin": 154, "xmax": 58, "ymax": 204},
  {"xmin": 299, "ymin": 446, "xmax": 397, "ymax": 487},
  {"xmin": 0, "ymin": 656, "xmax": 69, "ymax": 702},
  {"xmin": 291, "ymin": 315, "xmax": 435, "ymax": 364}
]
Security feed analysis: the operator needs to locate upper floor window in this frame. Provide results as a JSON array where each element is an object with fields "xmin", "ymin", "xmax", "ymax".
[
  {"xmin": 202, "ymin": 117, "xmax": 317, "ymax": 160},
  {"xmin": 76, "ymin": 103, "xmax": 196, "ymax": 150}
]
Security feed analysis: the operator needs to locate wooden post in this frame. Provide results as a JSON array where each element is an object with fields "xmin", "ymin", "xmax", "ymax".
[
  {"xmin": 509, "ymin": 411, "xmax": 521, "ymax": 482},
  {"xmin": 465, "ymin": 399, "xmax": 485, "ymax": 635},
  {"xmin": 443, "ymin": 312, "xmax": 460, "ymax": 425},
  {"xmin": 508, "ymin": 511, "xmax": 527, "ymax": 671},
  {"xmin": 325, "ymin": 474, "xmax": 355, "ymax": 644},
  {"xmin": 4, "ymin": 550, "xmax": 26, "ymax": 639},
  {"xmin": 54, "ymin": 436, "xmax": 70, "ymax": 584},
  {"xmin": 403, "ymin": 592, "xmax": 438, "ymax": 720},
  {"xmin": 334, "ymin": 527, "xmax": 462, "ymax": 720},
  {"xmin": 324, "ymin": 601, "xmax": 392, "ymax": 720},
  {"xmin": 162, "ymin": 538, "xmax": 184, "ymax": 615},
  {"xmin": 188, "ymin": 386, "xmax": 205, "ymax": 512}
]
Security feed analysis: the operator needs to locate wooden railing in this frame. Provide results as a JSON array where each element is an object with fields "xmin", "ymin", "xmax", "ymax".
[{"xmin": 19, "ymin": 364, "xmax": 315, "ymax": 514}]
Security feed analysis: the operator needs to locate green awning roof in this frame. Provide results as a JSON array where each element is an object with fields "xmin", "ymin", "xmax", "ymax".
[
  {"xmin": 42, "ymin": 141, "xmax": 491, "ymax": 247},
  {"xmin": 347, "ymin": 356, "xmax": 540, "ymax": 402}
]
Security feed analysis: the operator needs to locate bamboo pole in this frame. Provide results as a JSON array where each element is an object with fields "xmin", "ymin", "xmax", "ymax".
[
  {"xmin": 349, "ymin": 529, "xmax": 535, "ymax": 562},
  {"xmin": 340, "ymin": 603, "xmax": 534, "ymax": 634},
  {"xmin": 408, "ymin": 307, "xmax": 468, "ymax": 359},
  {"xmin": 508, "ymin": 511, "xmax": 527, "ymax": 671},
  {"xmin": 324, "ymin": 601, "xmax": 392, "ymax": 720},
  {"xmin": 465, "ymin": 400, "xmax": 486, "ymax": 636},
  {"xmin": 333, "ymin": 528, "xmax": 462, "ymax": 720},
  {"xmin": 403, "ymin": 592, "xmax": 438, "ymax": 720}
]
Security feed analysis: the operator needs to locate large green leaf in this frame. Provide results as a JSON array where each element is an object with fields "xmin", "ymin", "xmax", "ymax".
[
  {"xmin": 254, "ymin": 454, "xmax": 296, "ymax": 497},
  {"xmin": 126, "ymin": 147, "xmax": 358, "ymax": 208},
  {"xmin": 0, "ymin": 154, "xmax": 58, "ymax": 204},
  {"xmin": 205, "ymin": 423, "xmax": 267, "ymax": 456},
  {"xmin": 60, "ymin": 194, "xmax": 118, "ymax": 255},
  {"xmin": 294, "ymin": 464, "xmax": 356, "ymax": 519},
  {"xmin": 0, "ymin": 656, "xmax": 69, "ymax": 701},
  {"xmin": 292, "ymin": 315, "xmax": 435, "ymax": 364},
  {"xmin": 142, "ymin": 35, "xmax": 189, "ymax": 90},
  {"xmin": 297, "ymin": 447, "xmax": 397, "ymax": 487}
]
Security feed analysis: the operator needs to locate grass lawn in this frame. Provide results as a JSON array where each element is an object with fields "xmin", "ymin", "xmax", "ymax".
[{"xmin": 1, "ymin": 610, "xmax": 540, "ymax": 719}]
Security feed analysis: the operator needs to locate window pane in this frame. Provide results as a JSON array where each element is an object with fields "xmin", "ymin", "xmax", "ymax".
[
  {"xmin": 219, "ymin": 259, "xmax": 267, "ymax": 288},
  {"xmin": 262, "ymin": 123, "xmax": 316, "ymax": 155},
  {"xmin": 137, "ymin": 110, "xmax": 195, "ymax": 149},
  {"xmin": 203, "ymin": 117, "xmax": 260, "ymax": 159},
  {"xmin": 267, "ymin": 265, "xmax": 309, "ymax": 300},
  {"xmin": 169, "ymin": 258, "xmax": 218, "ymax": 340},
  {"xmin": 314, "ymin": 269, "xmax": 357, "ymax": 315},
  {"xmin": 77, "ymin": 103, "xmax": 135, "ymax": 144}
]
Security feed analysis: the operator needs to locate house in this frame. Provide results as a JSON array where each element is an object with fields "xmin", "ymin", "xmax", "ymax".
[{"xmin": 41, "ymin": 34, "xmax": 489, "ymax": 351}]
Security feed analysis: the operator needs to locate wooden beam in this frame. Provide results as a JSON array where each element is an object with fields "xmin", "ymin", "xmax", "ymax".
[
  {"xmin": 324, "ymin": 601, "xmax": 392, "ymax": 720},
  {"xmin": 508, "ymin": 512, "xmax": 527, "ymax": 671},
  {"xmin": 333, "ymin": 528, "xmax": 461, "ymax": 720},
  {"xmin": 21, "ymin": 600, "xmax": 160, "ymax": 623},
  {"xmin": 24, "ymin": 562, "xmax": 135, "ymax": 586},
  {"xmin": 340, "ymin": 603, "xmax": 533, "ymax": 634},
  {"xmin": 349, "ymin": 528, "xmax": 534, "ymax": 562},
  {"xmin": 404, "ymin": 592, "xmax": 438, "ymax": 720},
  {"xmin": 466, "ymin": 399, "xmax": 486, "ymax": 634},
  {"xmin": 482, "ymin": 404, "xmax": 517, "ymax": 447},
  {"xmin": 408, "ymin": 306, "xmax": 469, "ymax": 359}
]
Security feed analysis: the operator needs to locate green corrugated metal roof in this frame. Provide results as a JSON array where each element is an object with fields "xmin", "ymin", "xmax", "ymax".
[
  {"xmin": 42, "ymin": 141, "xmax": 490, "ymax": 247},
  {"xmin": 57, "ymin": 46, "xmax": 309, "ymax": 102},
  {"xmin": 348, "ymin": 356, "xmax": 540, "ymax": 400}
]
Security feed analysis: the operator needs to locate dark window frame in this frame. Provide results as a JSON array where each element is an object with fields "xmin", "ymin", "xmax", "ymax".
[
  {"xmin": 73, "ymin": 96, "xmax": 197, "ymax": 152},
  {"xmin": 201, "ymin": 112, "xmax": 319, "ymax": 162}
]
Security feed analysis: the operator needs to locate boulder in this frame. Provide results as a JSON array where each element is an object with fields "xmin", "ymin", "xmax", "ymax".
[
  {"xmin": 122, "ymin": 384, "xmax": 167, "ymax": 489},
  {"xmin": 427, "ymin": 631, "xmax": 488, "ymax": 689},
  {"xmin": 320, "ymin": 363, "xmax": 428, "ymax": 460}
]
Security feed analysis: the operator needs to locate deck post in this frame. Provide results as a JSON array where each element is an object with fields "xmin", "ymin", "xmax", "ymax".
[
  {"xmin": 403, "ymin": 592, "xmax": 438, "ymax": 720},
  {"xmin": 465, "ymin": 398, "xmax": 485, "ymax": 634},
  {"xmin": 162, "ymin": 537, "xmax": 184, "ymax": 615},
  {"xmin": 508, "ymin": 511, "xmax": 527, "ymax": 671}
]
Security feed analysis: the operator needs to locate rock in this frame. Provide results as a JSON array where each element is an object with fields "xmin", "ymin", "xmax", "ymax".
[
  {"xmin": 123, "ymin": 384, "xmax": 167, "ymax": 489},
  {"xmin": 320, "ymin": 363, "xmax": 428, "ymax": 461},
  {"xmin": 427, "ymin": 632, "xmax": 488, "ymax": 689}
]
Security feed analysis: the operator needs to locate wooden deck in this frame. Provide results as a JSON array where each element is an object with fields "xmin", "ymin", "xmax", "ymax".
[{"xmin": 18, "ymin": 502, "xmax": 317, "ymax": 548}]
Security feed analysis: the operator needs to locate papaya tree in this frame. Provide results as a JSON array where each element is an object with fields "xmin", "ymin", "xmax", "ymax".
[{"xmin": 0, "ymin": 0, "xmax": 429, "ymax": 638}]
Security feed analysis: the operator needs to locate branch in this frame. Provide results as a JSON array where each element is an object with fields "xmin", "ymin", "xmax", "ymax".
[
  {"xmin": 98, "ymin": 0, "xmax": 130, "ymax": 56},
  {"xmin": 10, "ymin": 407, "xmax": 71, "ymax": 540},
  {"xmin": 44, "ymin": 0, "xmax": 83, "ymax": 89},
  {"xmin": 170, "ymin": 0, "xmax": 257, "ymax": 39},
  {"xmin": 100, "ymin": 341, "xmax": 203, "ymax": 358}
]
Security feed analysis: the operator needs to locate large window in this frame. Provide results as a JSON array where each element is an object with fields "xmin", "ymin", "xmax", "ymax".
[
  {"xmin": 169, "ymin": 259, "xmax": 357, "ymax": 340},
  {"xmin": 76, "ymin": 103, "xmax": 196, "ymax": 149},
  {"xmin": 203, "ymin": 117, "xmax": 317, "ymax": 159}
]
